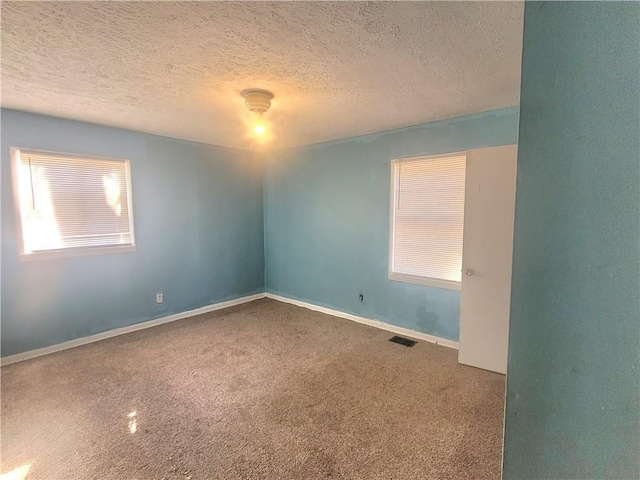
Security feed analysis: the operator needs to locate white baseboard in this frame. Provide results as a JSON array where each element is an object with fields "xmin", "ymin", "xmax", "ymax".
[
  {"xmin": 1, "ymin": 293, "xmax": 266, "ymax": 366},
  {"xmin": 265, "ymin": 293, "xmax": 459, "ymax": 350},
  {"xmin": 2, "ymin": 291, "xmax": 457, "ymax": 366}
]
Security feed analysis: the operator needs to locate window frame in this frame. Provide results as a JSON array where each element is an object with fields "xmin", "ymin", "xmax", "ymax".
[
  {"xmin": 10, "ymin": 147, "xmax": 137, "ymax": 261},
  {"xmin": 388, "ymin": 151, "xmax": 466, "ymax": 291}
]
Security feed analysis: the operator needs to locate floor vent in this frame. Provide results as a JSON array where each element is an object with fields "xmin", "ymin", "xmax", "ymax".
[{"xmin": 388, "ymin": 335, "xmax": 417, "ymax": 347}]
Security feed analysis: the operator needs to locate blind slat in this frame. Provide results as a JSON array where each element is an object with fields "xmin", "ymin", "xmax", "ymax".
[{"xmin": 392, "ymin": 154, "xmax": 466, "ymax": 283}]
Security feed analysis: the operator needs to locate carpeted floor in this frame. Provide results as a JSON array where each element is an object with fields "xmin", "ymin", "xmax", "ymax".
[{"xmin": 1, "ymin": 298, "xmax": 506, "ymax": 479}]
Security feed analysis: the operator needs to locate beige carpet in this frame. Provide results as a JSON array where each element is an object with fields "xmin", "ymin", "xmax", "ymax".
[{"xmin": 1, "ymin": 298, "xmax": 505, "ymax": 479}]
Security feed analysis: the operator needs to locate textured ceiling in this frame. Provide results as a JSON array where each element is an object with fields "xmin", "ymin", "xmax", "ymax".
[{"xmin": 1, "ymin": 2, "xmax": 523, "ymax": 150}]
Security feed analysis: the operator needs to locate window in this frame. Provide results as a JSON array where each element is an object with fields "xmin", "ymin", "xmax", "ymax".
[
  {"xmin": 11, "ymin": 148, "xmax": 135, "ymax": 259},
  {"xmin": 389, "ymin": 152, "xmax": 466, "ymax": 290}
]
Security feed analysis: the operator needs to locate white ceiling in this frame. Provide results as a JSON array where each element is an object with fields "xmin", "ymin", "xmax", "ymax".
[{"xmin": 1, "ymin": 2, "xmax": 523, "ymax": 150}]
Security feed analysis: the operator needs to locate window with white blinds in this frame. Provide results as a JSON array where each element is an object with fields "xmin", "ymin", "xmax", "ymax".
[
  {"xmin": 389, "ymin": 152, "xmax": 466, "ymax": 289},
  {"xmin": 11, "ymin": 148, "xmax": 135, "ymax": 258}
]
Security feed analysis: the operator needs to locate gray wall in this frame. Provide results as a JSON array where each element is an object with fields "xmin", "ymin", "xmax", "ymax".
[
  {"xmin": 1, "ymin": 109, "xmax": 265, "ymax": 357},
  {"xmin": 264, "ymin": 108, "xmax": 519, "ymax": 341},
  {"xmin": 503, "ymin": 2, "xmax": 640, "ymax": 478}
]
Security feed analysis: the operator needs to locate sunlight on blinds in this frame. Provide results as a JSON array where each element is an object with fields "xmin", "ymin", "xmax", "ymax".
[
  {"xmin": 14, "ymin": 149, "xmax": 134, "ymax": 255},
  {"xmin": 391, "ymin": 153, "xmax": 466, "ymax": 284}
]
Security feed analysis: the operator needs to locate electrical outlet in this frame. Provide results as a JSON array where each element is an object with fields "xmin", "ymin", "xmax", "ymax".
[
  {"xmin": 156, "ymin": 292, "xmax": 164, "ymax": 304},
  {"xmin": 359, "ymin": 292, "xmax": 364, "ymax": 303}
]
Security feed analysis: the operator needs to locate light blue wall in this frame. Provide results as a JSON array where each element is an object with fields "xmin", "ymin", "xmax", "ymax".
[
  {"xmin": 1, "ymin": 109, "xmax": 265, "ymax": 357},
  {"xmin": 503, "ymin": 2, "xmax": 640, "ymax": 479},
  {"xmin": 264, "ymin": 108, "xmax": 519, "ymax": 341}
]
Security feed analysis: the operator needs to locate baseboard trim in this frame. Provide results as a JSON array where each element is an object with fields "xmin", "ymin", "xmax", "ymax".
[
  {"xmin": 2, "ymin": 291, "xmax": 457, "ymax": 366},
  {"xmin": 1, "ymin": 293, "xmax": 266, "ymax": 366},
  {"xmin": 265, "ymin": 293, "xmax": 459, "ymax": 350}
]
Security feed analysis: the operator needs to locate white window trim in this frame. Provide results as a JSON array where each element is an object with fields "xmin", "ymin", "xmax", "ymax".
[
  {"xmin": 10, "ymin": 147, "xmax": 137, "ymax": 261},
  {"xmin": 388, "ymin": 151, "xmax": 465, "ymax": 291}
]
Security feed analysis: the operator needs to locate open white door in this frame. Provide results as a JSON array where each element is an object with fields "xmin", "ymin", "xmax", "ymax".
[{"xmin": 458, "ymin": 145, "xmax": 518, "ymax": 374}]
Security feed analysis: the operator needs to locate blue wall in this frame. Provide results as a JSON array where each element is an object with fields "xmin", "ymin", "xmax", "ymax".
[
  {"xmin": 503, "ymin": 2, "xmax": 640, "ymax": 478},
  {"xmin": 264, "ymin": 108, "xmax": 519, "ymax": 341},
  {"xmin": 1, "ymin": 109, "xmax": 265, "ymax": 357}
]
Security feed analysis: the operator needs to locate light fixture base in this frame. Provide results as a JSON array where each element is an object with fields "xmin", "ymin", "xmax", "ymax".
[{"xmin": 241, "ymin": 89, "xmax": 274, "ymax": 115}]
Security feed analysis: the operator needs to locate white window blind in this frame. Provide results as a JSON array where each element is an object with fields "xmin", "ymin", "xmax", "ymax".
[
  {"xmin": 12, "ymin": 148, "xmax": 135, "ymax": 257},
  {"xmin": 390, "ymin": 153, "xmax": 466, "ymax": 288}
]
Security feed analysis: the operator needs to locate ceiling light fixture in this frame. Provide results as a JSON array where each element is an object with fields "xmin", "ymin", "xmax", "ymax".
[{"xmin": 241, "ymin": 88, "xmax": 274, "ymax": 138}]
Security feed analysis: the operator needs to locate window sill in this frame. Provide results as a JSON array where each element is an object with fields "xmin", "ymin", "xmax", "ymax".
[
  {"xmin": 19, "ymin": 245, "xmax": 136, "ymax": 261},
  {"xmin": 388, "ymin": 272, "xmax": 461, "ymax": 291}
]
